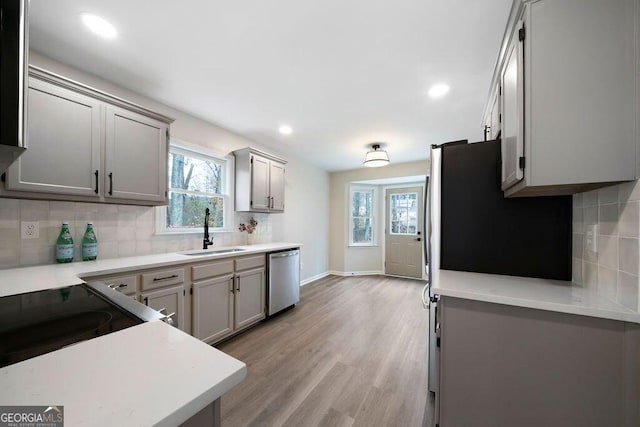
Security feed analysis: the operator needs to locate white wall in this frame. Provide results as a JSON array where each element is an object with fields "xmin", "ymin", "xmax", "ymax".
[
  {"xmin": 0, "ymin": 52, "xmax": 329, "ymax": 283},
  {"xmin": 329, "ymin": 160, "xmax": 429, "ymax": 274}
]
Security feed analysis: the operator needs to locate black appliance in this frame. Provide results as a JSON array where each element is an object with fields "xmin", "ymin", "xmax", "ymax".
[
  {"xmin": 434, "ymin": 139, "xmax": 572, "ymax": 280},
  {"xmin": 0, "ymin": 282, "xmax": 165, "ymax": 368},
  {"xmin": 425, "ymin": 139, "xmax": 572, "ymax": 398},
  {"xmin": 0, "ymin": 0, "xmax": 28, "ymax": 175}
]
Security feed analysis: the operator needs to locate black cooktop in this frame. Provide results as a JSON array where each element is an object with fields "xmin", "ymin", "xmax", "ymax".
[{"xmin": 0, "ymin": 284, "xmax": 143, "ymax": 368}]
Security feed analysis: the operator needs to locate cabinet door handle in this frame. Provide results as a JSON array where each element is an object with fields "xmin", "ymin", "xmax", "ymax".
[
  {"xmin": 94, "ymin": 170, "xmax": 99, "ymax": 194},
  {"xmin": 143, "ymin": 296, "xmax": 149, "ymax": 305},
  {"xmin": 236, "ymin": 277, "xmax": 240, "ymax": 292},
  {"xmin": 108, "ymin": 172, "xmax": 113, "ymax": 195},
  {"xmin": 153, "ymin": 274, "xmax": 179, "ymax": 282}
]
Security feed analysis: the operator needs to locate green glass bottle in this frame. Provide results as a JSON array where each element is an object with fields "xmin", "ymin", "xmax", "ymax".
[
  {"xmin": 82, "ymin": 223, "xmax": 98, "ymax": 261},
  {"xmin": 55, "ymin": 223, "xmax": 74, "ymax": 263}
]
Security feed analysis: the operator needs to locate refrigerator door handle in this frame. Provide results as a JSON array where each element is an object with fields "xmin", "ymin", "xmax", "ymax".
[
  {"xmin": 424, "ymin": 176, "xmax": 430, "ymax": 265},
  {"xmin": 421, "ymin": 282, "xmax": 430, "ymax": 309}
]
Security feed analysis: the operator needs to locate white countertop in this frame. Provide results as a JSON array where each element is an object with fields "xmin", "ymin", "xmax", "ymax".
[
  {"xmin": 0, "ymin": 242, "xmax": 299, "ymax": 424},
  {"xmin": 0, "ymin": 242, "xmax": 301, "ymax": 297},
  {"xmin": 0, "ymin": 321, "xmax": 246, "ymax": 426},
  {"xmin": 432, "ymin": 269, "xmax": 640, "ymax": 324}
]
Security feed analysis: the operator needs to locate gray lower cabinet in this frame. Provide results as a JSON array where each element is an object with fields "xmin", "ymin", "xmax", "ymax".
[
  {"xmin": 191, "ymin": 255, "xmax": 266, "ymax": 344},
  {"xmin": 437, "ymin": 296, "xmax": 640, "ymax": 427},
  {"xmin": 192, "ymin": 273, "xmax": 234, "ymax": 343},
  {"xmin": 234, "ymin": 267, "xmax": 266, "ymax": 330},
  {"xmin": 140, "ymin": 267, "xmax": 186, "ymax": 332},
  {"xmin": 83, "ymin": 253, "xmax": 269, "ymax": 345},
  {"xmin": 2, "ymin": 66, "xmax": 173, "ymax": 206},
  {"xmin": 141, "ymin": 285, "xmax": 185, "ymax": 332}
]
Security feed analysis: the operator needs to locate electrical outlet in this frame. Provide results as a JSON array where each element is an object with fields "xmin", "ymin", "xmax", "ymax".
[{"xmin": 21, "ymin": 221, "xmax": 39, "ymax": 239}]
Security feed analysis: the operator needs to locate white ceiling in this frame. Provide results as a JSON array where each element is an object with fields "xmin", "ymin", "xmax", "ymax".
[{"xmin": 28, "ymin": 0, "xmax": 512, "ymax": 172}]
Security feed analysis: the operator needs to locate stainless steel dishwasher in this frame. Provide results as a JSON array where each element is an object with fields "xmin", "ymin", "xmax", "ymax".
[{"xmin": 267, "ymin": 248, "xmax": 300, "ymax": 316}]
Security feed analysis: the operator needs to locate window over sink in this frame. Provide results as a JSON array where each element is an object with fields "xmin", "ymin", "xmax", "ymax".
[{"xmin": 156, "ymin": 140, "xmax": 232, "ymax": 234}]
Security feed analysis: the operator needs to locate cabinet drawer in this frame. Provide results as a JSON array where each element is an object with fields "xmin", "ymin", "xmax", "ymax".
[
  {"xmin": 141, "ymin": 268, "xmax": 184, "ymax": 291},
  {"xmin": 99, "ymin": 274, "xmax": 138, "ymax": 295},
  {"xmin": 235, "ymin": 254, "xmax": 265, "ymax": 271},
  {"xmin": 191, "ymin": 260, "xmax": 234, "ymax": 282}
]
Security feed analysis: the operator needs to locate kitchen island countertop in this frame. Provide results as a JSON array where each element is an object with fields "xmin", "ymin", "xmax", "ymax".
[
  {"xmin": 432, "ymin": 268, "xmax": 640, "ymax": 324},
  {"xmin": 0, "ymin": 321, "xmax": 246, "ymax": 426}
]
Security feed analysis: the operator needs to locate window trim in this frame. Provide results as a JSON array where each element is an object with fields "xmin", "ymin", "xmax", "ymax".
[
  {"xmin": 155, "ymin": 139, "xmax": 234, "ymax": 235},
  {"xmin": 348, "ymin": 184, "xmax": 377, "ymax": 247}
]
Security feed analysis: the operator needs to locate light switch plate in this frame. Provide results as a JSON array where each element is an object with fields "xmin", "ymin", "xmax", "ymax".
[{"xmin": 21, "ymin": 221, "xmax": 39, "ymax": 239}]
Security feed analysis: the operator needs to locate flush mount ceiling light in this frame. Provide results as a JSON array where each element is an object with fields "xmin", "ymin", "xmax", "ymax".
[
  {"xmin": 279, "ymin": 125, "xmax": 293, "ymax": 135},
  {"xmin": 81, "ymin": 13, "xmax": 117, "ymax": 39},
  {"xmin": 428, "ymin": 83, "xmax": 450, "ymax": 98},
  {"xmin": 363, "ymin": 144, "xmax": 390, "ymax": 168}
]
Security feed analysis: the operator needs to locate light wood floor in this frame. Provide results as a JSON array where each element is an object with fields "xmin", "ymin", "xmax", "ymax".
[{"xmin": 217, "ymin": 274, "xmax": 430, "ymax": 427}]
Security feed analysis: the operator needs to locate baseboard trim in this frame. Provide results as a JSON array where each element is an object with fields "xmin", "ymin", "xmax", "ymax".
[
  {"xmin": 300, "ymin": 272, "xmax": 330, "ymax": 286},
  {"xmin": 327, "ymin": 270, "xmax": 385, "ymax": 277}
]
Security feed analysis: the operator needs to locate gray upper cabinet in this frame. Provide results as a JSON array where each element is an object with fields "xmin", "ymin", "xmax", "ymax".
[
  {"xmin": 2, "ymin": 66, "xmax": 173, "ymax": 205},
  {"xmin": 482, "ymin": 86, "xmax": 501, "ymax": 142},
  {"xmin": 269, "ymin": 160, "xmax": 285, "ymax": 211},
  {"xmin": 234, "ymin": 148, "xmax": 287, "ymax": 213},
  {"xmin": 484, "ymin": 0, "xmax": 637, "ymax": 197},
  {"xmin": 500, "ymin": 20, "xmax": 524, "ymax": 191},
  {"xmin": 248, "ymin": 153, "xmax": 270, "ymax": 211},
  {"xmin": 7, "ymin": 77, "xmax": 102, "ymax": 197},
  {"xmin": 105, "ymin": 106, "xmax": 168, "ymax": 202}
]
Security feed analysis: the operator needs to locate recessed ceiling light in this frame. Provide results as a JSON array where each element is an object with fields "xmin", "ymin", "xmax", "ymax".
[
  {"xmin": 81, "ymin": 13, "xmax": 117, "ymax": 39},
  {"xmin": 428, "ymin": 83, "xmax": 450, "ymax": 98},
  {"xmin": 279, "ymin": 125, "xmax": 293, "ymax": 135}
]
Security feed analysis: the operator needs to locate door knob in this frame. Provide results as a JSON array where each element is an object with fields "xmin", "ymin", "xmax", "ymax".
[{"xmin": 416, "ymin": 237, "xmax": 422, "ymax": 242}]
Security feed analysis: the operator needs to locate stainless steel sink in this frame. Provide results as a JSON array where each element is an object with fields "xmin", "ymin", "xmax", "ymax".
[{"xmin": 182, "ymin": 248, "xmax": 246, "ymax": 256}]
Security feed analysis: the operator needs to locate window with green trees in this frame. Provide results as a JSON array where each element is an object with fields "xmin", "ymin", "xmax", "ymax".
[
  {"xmin": 157, "ymin": 142, "xmax": 229, "ymax": 233},
  {"xmin": 349, "ymin": 186, "xmax": 376, "ymax": 246}
]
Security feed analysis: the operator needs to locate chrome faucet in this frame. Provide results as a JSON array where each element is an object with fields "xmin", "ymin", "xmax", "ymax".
[{"xmin": 203, "ymin": 208, "xmax": 213, "ymax": 249}]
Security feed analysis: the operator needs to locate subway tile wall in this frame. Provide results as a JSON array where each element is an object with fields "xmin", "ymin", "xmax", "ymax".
[
  {"xmin": 573, "ymin": 181, "xmax": 640, "ymax": 311},
  {"xmin": 0, "ymin": 198, "xmax": 272, "ymax": 268}
]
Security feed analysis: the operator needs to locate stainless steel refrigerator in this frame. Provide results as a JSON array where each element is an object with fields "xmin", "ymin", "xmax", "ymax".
[{"xmin": 425, "ymin": 139, "xmax": 572, "ymax": 396}]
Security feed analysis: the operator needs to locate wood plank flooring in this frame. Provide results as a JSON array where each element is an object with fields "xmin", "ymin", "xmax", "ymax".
[{"xmin": 217, "ymin": 274, "xmax": 430, "ymax": 427}]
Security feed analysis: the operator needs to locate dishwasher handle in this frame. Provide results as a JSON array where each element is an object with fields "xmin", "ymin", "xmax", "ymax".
[{"xmin": 270, "ymin": 250, "xmax": 299, "ymax": 259}]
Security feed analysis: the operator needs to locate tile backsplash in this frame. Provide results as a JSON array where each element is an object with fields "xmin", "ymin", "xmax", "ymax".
[
  {"xmin": 0, "ymin": 198, "xmax": 272, "ymax": 268},
  {"xmin": 573, "ymin": 181, "xmax": 640, "ymax": 311}
]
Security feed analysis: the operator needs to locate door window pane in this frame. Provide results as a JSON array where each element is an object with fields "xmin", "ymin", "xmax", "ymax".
[{"xmin": 390, "ymin": 192, "xmax": 418, "ymax": 235}]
